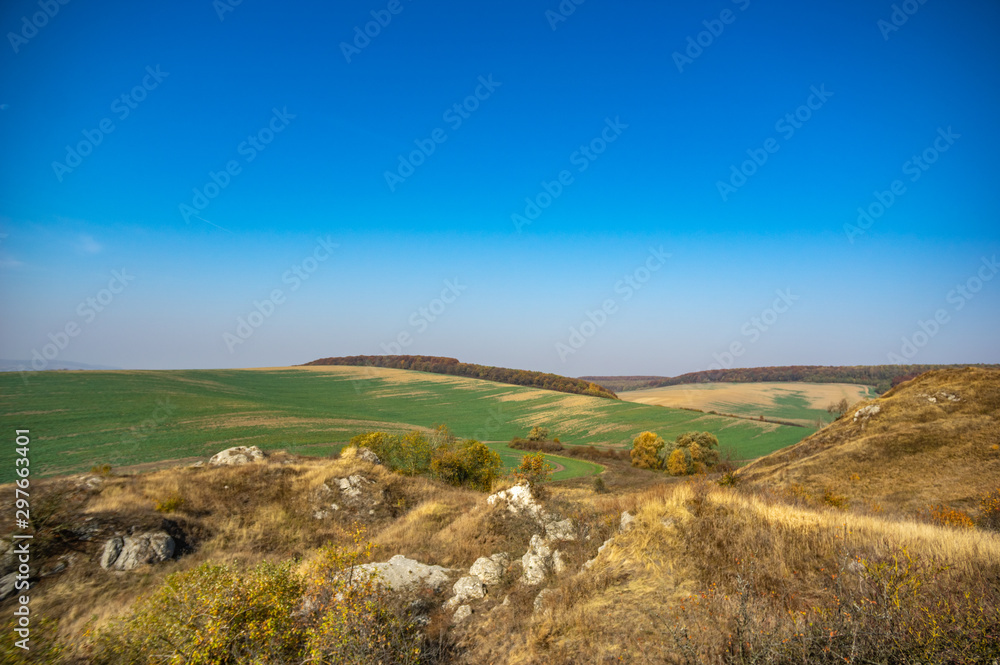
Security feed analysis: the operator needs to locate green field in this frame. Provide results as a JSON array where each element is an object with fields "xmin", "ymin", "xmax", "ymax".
[{"xmin": 0, "ymin": 366, "xmax": 813, "ymax": 482}]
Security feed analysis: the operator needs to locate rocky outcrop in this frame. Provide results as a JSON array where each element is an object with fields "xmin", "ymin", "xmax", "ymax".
[
  {"xmin": 545, "ymin": 518, "xmax": 576, "ymax": 542},
  {"xmin": 445, "ymin": 575, "xmax": 487, "ymax": 609},
  {"xmin": 100, "ymin": 532, "xmax": 175, "ymax": 571},
  {"xmin": 356, "ymin": 555, "xmax": 454, "ymax": 593},
  {"xmin": 521, "ymin": 534, "xmax": 565, "ymax": 585},
  {"xmin": 469, "ymin": 553, "xmax": 509, "ymax": 586},
  {"xmin": 452, "ymin": 604, "xmax": 472, "ymax": 623},
  {"xmin": 487, "ymin": 483, "xmax": 547, "ymax": 522},
  {"xmin": 209, "ymin": 445, "xmax": 265, "ymax": 466},
  {"xmin": 620, "ymin": 511, "xmax": 636, "ymax": 532},
  {"xmin": 356, "ymin": 447, "xmax": 382, "ymax": 464}
]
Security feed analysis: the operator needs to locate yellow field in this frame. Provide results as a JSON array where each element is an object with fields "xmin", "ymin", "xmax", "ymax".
[{"xmin": 620, "ymin": 381, "xmax": 872, "ymax": 425}]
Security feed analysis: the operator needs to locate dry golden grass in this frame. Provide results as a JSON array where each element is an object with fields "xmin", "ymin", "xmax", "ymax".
[{"xmin": 739, "ymin": 368, "xmax": 1000, "ymax": 517}]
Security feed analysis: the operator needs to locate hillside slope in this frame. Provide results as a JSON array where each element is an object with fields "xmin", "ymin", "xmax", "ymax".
[{"xmin": 738, "ymin": 367, "xmax": 1000, "ymax": 515}]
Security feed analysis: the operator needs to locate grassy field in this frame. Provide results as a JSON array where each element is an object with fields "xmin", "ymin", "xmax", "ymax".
[
  {"xmin": 0, "ymin": 366, "xmax": 812, "ymax": 482},
  {"xmin": 620, "ymin": 381, "xmax": 875, "ymax": 426}
]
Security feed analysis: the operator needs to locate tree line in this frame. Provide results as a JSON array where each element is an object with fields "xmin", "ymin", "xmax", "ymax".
[
  {"xmin": 583, "ymin": 364, "xmax": 1000, "ymax": 394},
  {"xmin": 305, "ymin": 355, "xmax": 620, "ymax": 400}
]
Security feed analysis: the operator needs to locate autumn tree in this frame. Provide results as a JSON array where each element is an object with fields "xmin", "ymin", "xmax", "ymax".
[
  {"xmin": 668, "ymin": 431, "xmax": 720, "ymax": 475},
  {"xmin": 527, "ymin": 426, "xmax": 550, "ymax": 442},
  {"xmin": 630, "ymin": 431, "xmax": 665, "ymax": 469}
]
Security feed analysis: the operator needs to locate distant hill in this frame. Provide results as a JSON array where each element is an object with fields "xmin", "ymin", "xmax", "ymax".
[
  {"xmin": 0, "ymin": 359, "xmax": 121, "ymax": 372},
  {"xmin": 305, "ymin": 355, "xmax": 619, "ymax": 399},
  {"xmin": 738, "ymin": 367, "xmax": 1000, "ymax": 516},
  {"xmin": 582, "ymin": 364, "xmax": 1000, "ymax": 394}
]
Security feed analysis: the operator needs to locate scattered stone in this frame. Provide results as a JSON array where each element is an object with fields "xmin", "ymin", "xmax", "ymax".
[
  {"xmin": 189, "ymin": 461, "xmax": 206, "ymax": 468},
  {"xmin": 356, "ymin": 447, "xmax": 382, "ymax": 465},
  {"xmin": 41, "ymin": 560, "xmax": 67, "ymax": 577},
  {"xmin": 100, "ymin": 532, "xmax": 175, "ymax": 571},
  {"xmin": 338, "ymin": 475, "xmax": 369, "ymax": 498},
  {"xmin": 521, "ymin": 535, "xmax": 556, "ymax": 585},
  {"xmin": 487, "ymin": 483, "xmax": 546, "ymax": 523},
  {"xmin": 620, "ymin": 511, "xmax": 635, "ymax": 532},
  {"xmin": 552, "ymin": 550, "xmax": 567, "ymax": 575},
  {"xmin": 445, "ymin": 575, "xmax": 487, "ymax": 609},
  {"xmin": 355, "ymin": 555, "xmax": 454, "ymax": 593},
  {"xmin": 209, "ymin": 445, "xmax": 265, "ymax": 466},
  {"xmin": 583, "ymin": 538, "xmax": 614, "ymax": 571},
  {"xmin": 545, "ymin": 518, "xmax": 576, "ymax": 542},
  {"xmin": 470, "ymin": 556, "xmax": 504, "ymax": 586},
  {"xmin": 853, "ymin": 405, "xmax": 881, "ymax": 423},
  {"xmin": 453, "ymin": 604, "xmax": 472, "ymax": 623},
  {"xmin": 534, "ymin": 588, "xmax": 556, "ymax": 613}
]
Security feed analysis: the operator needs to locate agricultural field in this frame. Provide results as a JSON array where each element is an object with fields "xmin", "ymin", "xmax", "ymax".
[
  {"xmin": 0, "ymin": 366, "xmax": 813, "ymax": 482},
  {"xmin": 620, "ymin": 381, "xmax": 875, "ymax": 427}
]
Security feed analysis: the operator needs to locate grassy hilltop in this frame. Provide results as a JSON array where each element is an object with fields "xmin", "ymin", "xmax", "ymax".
[{"xmin": 0, "ymin": 365, "xmax": 811, "ymax": 482}]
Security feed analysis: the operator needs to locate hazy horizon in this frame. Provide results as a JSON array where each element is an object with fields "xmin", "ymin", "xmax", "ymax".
[{"xmin": 2, "ymin": 0, "xmax": 998, "ymax": 378}]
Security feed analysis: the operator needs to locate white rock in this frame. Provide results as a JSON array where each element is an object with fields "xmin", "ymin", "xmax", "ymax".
[
  {"xmin": 445, "ymin": 575, "xmax": 487, "ymax": 609},
  {"xmin": 620, "ymin": 511, "xmax": 636, "ymax": 532},
  {"xmin": 520, "ymin": 535, "xmax": 553, "ymax": 585},
  {"xmin": 470, "ymin": 556, "xmax": 504, "ymax": 586},
  {"xmin": 552, "ymin": 550, "xmax": 567, "ymax": 575},
  {"xmin": 582, "ymin": 538, "xmax": 614, "ymax": 571},
  {"xmin": 534, "ymin": 588, "xmax": 556, "ymax": 613},
  {"xmin": 453, "ymin": 604, "xmax": 472, "ymax": 623},
  {"xmin": 209, "ymin": 445, "xmax": 265, "ymax": 466},
  {"xmin": 487, "ymin": 483, "xmax": 545, "ymax": 522},
  {"xmin": 101, "ymin": 532, "xmax": 175, "ymax": 571},
  {"xmin": 355, "ymin": 555, "xmax": 454, "ymax": 593},
  {"xmin": 356, "ymin": 447, "xmax": 382, "ymax": 464},
  {"xmin": 853, "ymin": 405, "xmax": 881, "ymax": 423},
  {"xmin": 545, "ymin": 518, "xmax": 576, "ymax": 542},
  {"xmin": 338, "ymin": 475, "xmax": 369, "ymax": 498}
]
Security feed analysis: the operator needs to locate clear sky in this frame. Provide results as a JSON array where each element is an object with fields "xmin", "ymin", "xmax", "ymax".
[{"xmin": 1, "ymin": 0, "xmax": 998, "ymax": 376}]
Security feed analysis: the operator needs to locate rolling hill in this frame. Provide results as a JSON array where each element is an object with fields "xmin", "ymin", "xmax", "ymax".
[
  {"xmin": 738, "ymin": 367, "xmax": 1000, "ymax": 516},
  {"xmin": 0, "ymin": 365, "xmax": 811, "ymax": 482}
]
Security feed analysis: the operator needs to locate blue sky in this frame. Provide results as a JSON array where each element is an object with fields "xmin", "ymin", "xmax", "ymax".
[{"xmin": 1, "ymin": 0, "xmax": 998, "ymax": 376}]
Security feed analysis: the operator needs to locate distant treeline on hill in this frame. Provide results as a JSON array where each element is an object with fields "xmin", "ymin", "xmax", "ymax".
[
  {"xmin": 304, "ymin": 355, "xmax": 620, "ymax": 400},
  {"xmin": 582, "ymin": 364, "xmax": 1000, "ymax": 394}
]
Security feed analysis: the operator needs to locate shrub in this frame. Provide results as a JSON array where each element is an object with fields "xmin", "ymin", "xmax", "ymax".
[
  {"xmin": 90, "ymin": 463, "xmax": 113, "ymax": 476},
  {"xmin": 513, "ymin": 453, "xmax": 554, "ymax": 487},
  {"xmin": 153, "ymin": 493, "xmax": 184, "ymax": 513},
  {"xmin": 666, "ymin": 448, "xmax": 692, "ymax": 476},
  {"xmin": 350, "ymin": 430, "xmax": 432, "ymax": 476},
  {"xmin": 928, "ymin": 504, "xmax": 975, "ymax": 529},
  {"xmin": 430, "ymin": 440, "xmax": 503, "ymax": 492},
  {"xmin": 630, "ymin": 431, "xmax": 665, "ymax": 469},
  {"xmin": 510, "ymin": 437, "xmax": 564, "ymax": 453},
  {"xmin": 592, "ymin": 475, "xmax": 607, "ymax": 493},
  {"xmin": 978, "ymin": 488, "xmax": 1000, "ymax": 531},
  {"xmin": 93, "ymin": 560, "xmax": 307, "ymax": 663}
]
